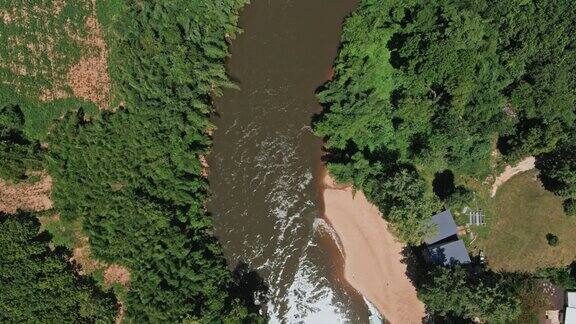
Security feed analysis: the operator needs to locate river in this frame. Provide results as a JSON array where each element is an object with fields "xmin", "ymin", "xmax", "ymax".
[{"xmin": 207, "ymin": 0, "xmax": 372, "ymax": 322}]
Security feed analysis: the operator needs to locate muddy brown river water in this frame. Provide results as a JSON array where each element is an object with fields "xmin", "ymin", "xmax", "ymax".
[{"xmin": 207, "ymin": 0, "xmax": 375, "ymax": 322}]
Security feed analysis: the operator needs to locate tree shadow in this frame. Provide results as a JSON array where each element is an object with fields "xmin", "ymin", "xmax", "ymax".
[
  {"xmin": 432, "ymin": 170, "xmax": 455, "ymax": 200},
  {"xmin": 400, "ymin": 246, "xmax": 438, "ymax": 324},
  {"xmin": 400, "ymin": 246, "xmax": 429, "ymax": 288},
  {"xmin": 230, "ymin": 261, "xmax": 269, "ymax": 316}
]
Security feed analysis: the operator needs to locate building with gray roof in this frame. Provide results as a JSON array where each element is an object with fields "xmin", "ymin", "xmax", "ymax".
[
  {"xmin": 424, "ymin": 209, "xmax": 458, "ymax": 245},
  {"xmin": 424, "ymin": 210, "xmax": 471, "ymax": 266},
  {"xmin": 427, "ymin": 239, "xmax": 472, "ymax": 266}
]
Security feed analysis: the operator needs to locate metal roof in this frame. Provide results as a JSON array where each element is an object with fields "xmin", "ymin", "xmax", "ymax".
[
  {"xmin": 568, "ymin": 292, "xmax": 576, "ymax": 308},
  {"xmin": 565, "ymin": 307, "xmax": 576, "ymax": 324},
  {"xmin": 424, "ymin": 210, "xmax": 458, "ymax": 245},
  {"xmin": 427, "ymin": 239, "xmax": 471, "ymax": 266}
]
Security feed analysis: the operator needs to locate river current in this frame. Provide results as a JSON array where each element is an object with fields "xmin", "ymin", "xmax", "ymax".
[{"xmin": 207, "ymin": 1, "xmax": 369, "ymax": 322}]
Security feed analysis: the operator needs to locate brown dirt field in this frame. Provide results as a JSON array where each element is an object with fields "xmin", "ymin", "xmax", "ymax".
[
  {"xmin": 0, "ymin": 173, "xmax": 53, "ymax": 214},
  {"xmin": 104, "ymin": 264, "xmax": 131, "ymax": 288},
  {"xmin": 66, "ymin": 13, "xmax": 110, "ymax": 109}
]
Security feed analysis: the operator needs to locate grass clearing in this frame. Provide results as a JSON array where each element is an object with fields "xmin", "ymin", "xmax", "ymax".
[
  {"xmin": 0, "ymin": 0, "xmax": 110, "ymax": 108},
  {"xmin": 0, "ymin": 0, "xmax": 90, "ymax": 99},
  {"xmin": 478, "ymin": 170, "xmax": 576, "ymax": 272}
]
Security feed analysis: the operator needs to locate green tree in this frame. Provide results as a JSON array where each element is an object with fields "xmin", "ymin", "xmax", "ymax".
[
  {"xmin": 0, "ymin": 0, "xmax": 265, "ymax": 322},
  {"xmin": 42, "ymin": 0, "xmax": 265, "ymax": 321},
  {"xmin": 0, "ymin": 101, "xmax": 43, "ymax": 181},
  {"xmin": 564, "ymin": 199, "xmax": 576, "ymax": 216},
  {"xmin": 489, "ymin": 0, "xmax": 576, "ymax": 159},
  {"xmin": 0, "ymin": 212, "xmax": 117, "ymax": 323},
  {"xmin": 537, "ymin": 134, "xmax": 576, "ymax": 198},
  {"xmin": 419, "ymin": 266, "xmax": 522, "ymax": 322},
  {"xmin": 546, "ymin": 233, "xmax": 559, "ymax": 246},
  {"xmin": 366, "ymin": 169, "xmax": 442, "ymax": 244},
  {"xmin": 312, "ymin": 0, "xmax": 576, "ymax": 321}
]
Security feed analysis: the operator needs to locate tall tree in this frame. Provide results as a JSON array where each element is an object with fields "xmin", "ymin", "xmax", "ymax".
[
  {"xmin": 419, "ymin": 266, "xmax": 522, "ymax": 323},
  {"xmin": 0, "ymin": 212, "xmax": 117, "ymax": 323},
  {"xmin": 537, "ymin": 132, "xmax": 576, "ymax": 198}
]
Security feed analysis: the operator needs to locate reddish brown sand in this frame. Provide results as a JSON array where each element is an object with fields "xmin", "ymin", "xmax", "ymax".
[
  {"xmin": 0, "ymin": 174, "xmax": 53, "ymax": 214},
  {"xmin": 322, "ymin": 173, "xmax": 425, "ymax": 324}
]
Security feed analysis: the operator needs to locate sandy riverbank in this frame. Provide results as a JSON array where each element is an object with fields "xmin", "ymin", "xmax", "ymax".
[{"xmin": 321, "ymin": 172, "xmax": 425, "ymax": 324}]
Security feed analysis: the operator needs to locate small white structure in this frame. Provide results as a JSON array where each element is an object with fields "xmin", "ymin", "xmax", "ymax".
[
  {"xmin": 565, "ymin": 308, "xmax": 576, "ymax": 324},
  {"xmin": 467, "ymin": 210, "xmax": 485, "ymax": 226},
  {"xmin": 565, "ymin": 292, "xmax": 576, "ymax": 324},
  {"xmin": 569, "ymin": 292, "xmax": 576, "ymax": 308}
]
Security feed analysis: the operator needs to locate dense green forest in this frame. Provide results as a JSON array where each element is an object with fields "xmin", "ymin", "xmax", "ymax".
[
  {"xmin": 1, "ymin": 0, "xmax": 265, "ymax": 322},
  {"xmin": 0, "ymin": 212, "xmax": 117, "ymax": 322},
  {"xmin": 419, "ymin": 265, "xmax": 523, "ymax": 322},
  {"xmin": 317, "ymin": 0, "xmax": 576, "ymax": 321},
  {"xmin": 317, "ymin": 0, "xmax": 576, "ymax": 242}
]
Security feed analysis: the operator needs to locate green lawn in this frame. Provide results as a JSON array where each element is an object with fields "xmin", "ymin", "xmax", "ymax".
[{"xmin": 480, "ymin": 170, "xmax": 576, "ymax": 272}]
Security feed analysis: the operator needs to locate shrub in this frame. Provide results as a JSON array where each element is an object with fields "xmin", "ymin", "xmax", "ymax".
[
  {"xmin": 564, "ymin": 199, "xmax": 576, "ymax": 216},
  {"xmin": 546, "ymin": 233, "xmax": 559, "ymax": 246}
]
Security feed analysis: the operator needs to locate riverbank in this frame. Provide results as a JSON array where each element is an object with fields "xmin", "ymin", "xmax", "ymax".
[{"xmin": 320, "ymin": 171, "xmax": 426, "ymax": 323}]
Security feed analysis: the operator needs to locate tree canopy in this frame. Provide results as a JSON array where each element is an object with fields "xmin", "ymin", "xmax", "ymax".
[
  {"xmin": 418, "ymin": 266, "xmax": 522, "ymax": 323},
  {"xmin": 0, "ymin": 0, "xmax": 265, "ymax": 322},
  {"xmin": 317, "ymin": 0, "xmax": 576, "ymax": 321},
  {"xmin": 316, "ymin": 0, "xmax": 576, "ymax": 242},
  {"xmin": 0, "ymin": 212, "xmax": 117, "ymax": 323}
]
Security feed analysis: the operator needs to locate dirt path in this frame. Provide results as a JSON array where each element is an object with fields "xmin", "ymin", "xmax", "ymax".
[
  {"xmin": 491, "ymin": 156, "xmax": 536, "ymax": 197},
  {"xmin": 321, "ymin": 173, "xmax": 426, "ymax": 324}
]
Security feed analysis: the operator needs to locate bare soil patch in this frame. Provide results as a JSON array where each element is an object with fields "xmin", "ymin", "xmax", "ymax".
[
  {"xmin": 71, "ymin": 231, "xmax": 106, "ymax": 275},
  {"xmin": 104, "ymin": 264, "xmax": 131, "ymax": 288},
  {"xmin": 199, "ymin": 155, "xmax": 209, "ymax": 177},
  {"xmin": 115, "ymin": 302, "xmax": 126, "ymax": 324},
  {"xmin": 0, "ymin": 173, "xmax": 53, "ymax": 214},
  {"xmin": 66, "ymin": 13, "xmax": 111, "ymax": 108},
  {"xmin": 491, "ymin": 156, "xmax": 535, "ymax": 197},
  {"xmin": 1, "ymin": 0, "xmax": 110, "ymax": 108}
]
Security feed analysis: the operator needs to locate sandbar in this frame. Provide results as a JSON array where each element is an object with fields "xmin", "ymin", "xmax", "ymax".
[{"xmin": 321, "ymin": 172, "xmax": 425, "ymax": 324}]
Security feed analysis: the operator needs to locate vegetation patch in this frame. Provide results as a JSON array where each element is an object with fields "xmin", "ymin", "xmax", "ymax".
[
  {"xmin": 0, "ymin": 0, "xmax": 109, "ymax": 106},
  {"xmin": 0, "ymin": 212, "xmax": 117, "ymax": 322},
  {"xmin": 1, "ymin": 0, "xmax": 265, "ymax": 322},
  {"xmin": 318, "ymin": 0, "xmax": 576, "ymax": 321},
  {"xmin": 483, "ymin": 170, "xmax": 576, "ymax": 271}
]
